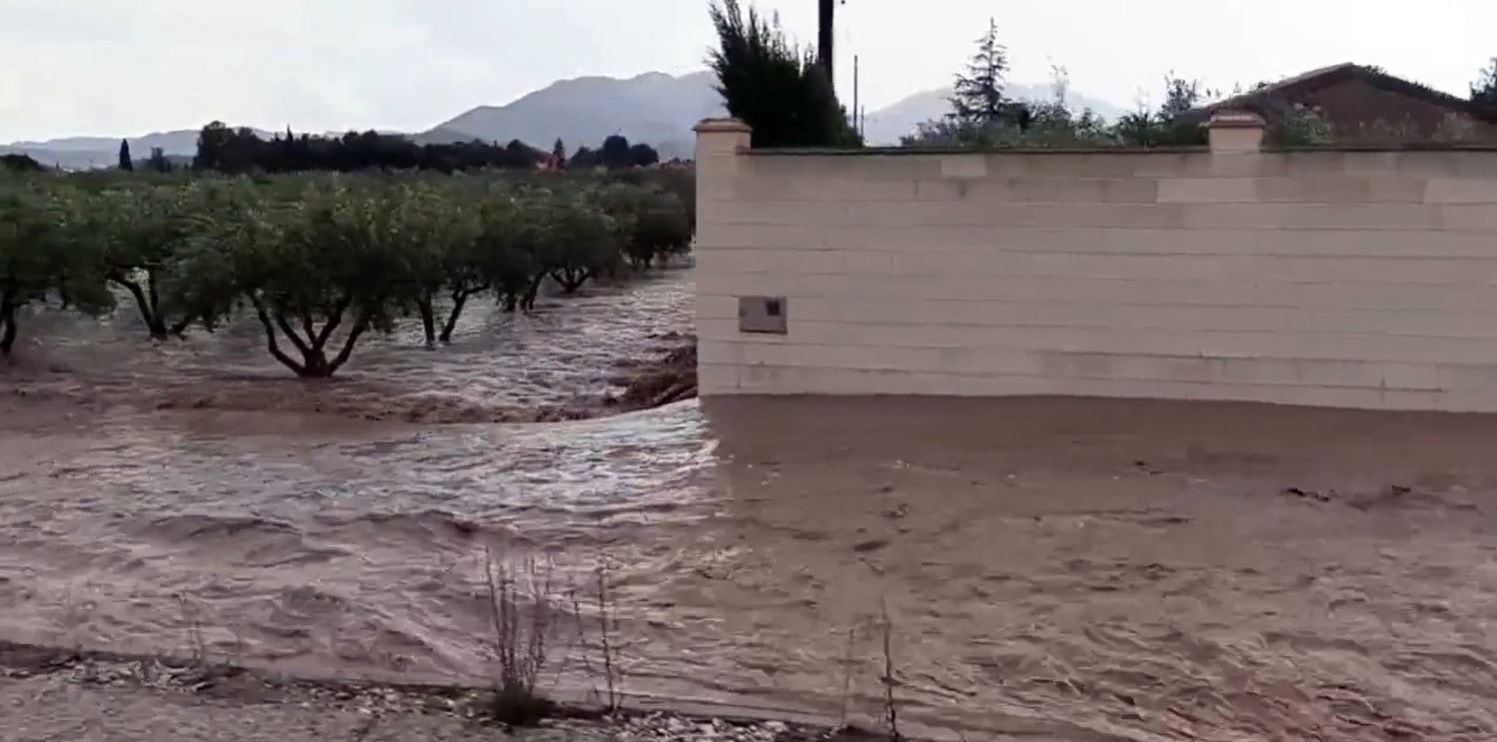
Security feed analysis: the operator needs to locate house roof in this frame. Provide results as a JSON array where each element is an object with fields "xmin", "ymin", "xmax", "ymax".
[{"xmin": 1192, "ymin": 62, "xmax": 1497, "ymax": 124}]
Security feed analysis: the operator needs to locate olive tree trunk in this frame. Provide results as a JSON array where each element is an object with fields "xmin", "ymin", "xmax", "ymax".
[
  {"xmin": 111, "ymin": 269, "xmax": 192, "ymax": 340},
  {"xmin": 416, "ymin": 295, "xmax": 437, "ymax": 350},
  {"xmin": 0, "ymin": 292, "xmax": 16, "ymax": 358},
  {"xmin": 439, "ymin": 293, "xmax": 467, "ymax": 344},
  {"xmin": 250, "ymin": 295, "xmax": 371, "ymax": 379},
  {"xmin": 550, "ymin": 267, "xmax": 592, "ymax": 294},
  {"xmin": 520, "ymin": 273, "xmax": 546, "ymax": 311},
  {"xmin": 438, "ymin": 283, "xmax": 487, "ymax": 343}
]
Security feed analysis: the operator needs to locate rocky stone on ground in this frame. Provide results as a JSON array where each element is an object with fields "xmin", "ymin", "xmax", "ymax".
[{"xmin": 0, "ymin": 643, "xmax": 865, "ymax": 742}]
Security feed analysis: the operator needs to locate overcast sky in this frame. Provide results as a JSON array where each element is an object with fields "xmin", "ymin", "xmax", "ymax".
[{"xmin": 3, "ymin": 0, "xmax": 1495, "ymax": 142}]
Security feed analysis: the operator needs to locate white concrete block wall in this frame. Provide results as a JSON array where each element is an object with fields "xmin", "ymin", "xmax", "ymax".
[{"xmin": 692, "ymin": 117, "xmax": 1497, "ymax": 412}]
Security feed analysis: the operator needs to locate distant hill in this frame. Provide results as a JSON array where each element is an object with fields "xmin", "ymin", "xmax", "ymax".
[
  {"xmin": 5, "ymin": 72, "xmax": 1130, "ymax": 169},
  {"xmin": 8, "ymin": 130, "xmax": 200, "ymax": 153},
  {"xmin": 425, "ymin": 71, "xmax": 1126, "ymax": 156},
  {"xmin": 407, "ymin": 126, "xmax": 487, "ymax": 147},
  {"xmin": 0, "ymin": 145, "xmax": 119, "ymax": 171},
  {"xmin": 862, "ymin": 84, "xmax": 1128, "ymax": 145},
  {"xmin": 426, "ymin": 71, "xmax": 725, "ymax": 161},
  {"xmin": 3, "ymin": 128, "xmax": 273, "ymax": 171}
]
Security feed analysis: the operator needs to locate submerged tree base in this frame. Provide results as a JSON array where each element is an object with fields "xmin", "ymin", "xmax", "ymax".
[
  {"xmin": 250, "ymin": 296, "xmax": 371, "ymax": 379},
  {"xmin": 0, "ymin": 297, "xmax": 15, "ymax": 357},
  {"xmin": 111, "ymin": 274, "xmax": 194, "ymax": 341}
]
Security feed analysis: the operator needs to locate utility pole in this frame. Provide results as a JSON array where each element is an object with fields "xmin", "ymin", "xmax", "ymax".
[
  {"xmin": 818, "ymin": 0, "xmax": 836, "ymax": 90},
  {"xmin": 853, "ymin": 54, "xmax": 860, "ymax": 134}
]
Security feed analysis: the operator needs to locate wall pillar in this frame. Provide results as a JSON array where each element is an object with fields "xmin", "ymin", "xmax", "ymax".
[
  {"xmin": 693, "ymin": 118, "xmax": 753, "ymax": 396},
  {"xmin": 693, "ymin": 117, "xmax": 751, "ymax": 194},
  {"xmin": 693, "ymin": 118, "xmax": 752, "ymax": 247},
  {"xmin": 693, "ymin": 118, "xmax": 751, "ymax": 246},
  {"xmin": 1207, "ymin": 110, "xmax": 1267, "ymax": 153},
  {"xmin": 693, "ymin": 118, "xmax": 751, "ymax": 158}
]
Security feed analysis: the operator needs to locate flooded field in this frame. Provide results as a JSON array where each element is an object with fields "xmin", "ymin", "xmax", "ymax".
[
  {"xmin": 4, "ymin": 269, "xmax": 1497, "ymax": 740},
  {"xmin": 5, "ymin": 271, "xmax": 695, "ymax": 422}
]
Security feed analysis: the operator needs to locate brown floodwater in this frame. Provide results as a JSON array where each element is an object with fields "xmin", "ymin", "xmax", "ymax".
[
  {"xmin": 5, "ymin": 271, "xmax": 694, "ymax": 422},
  {"xmin": 4, "ymin": 270, "xmax": 1497, "ymax": 740}
]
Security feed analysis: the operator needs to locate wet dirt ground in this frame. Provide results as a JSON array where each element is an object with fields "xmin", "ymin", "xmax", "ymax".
[{"xmin": 4, "ymin": 269, "xmax": 1497, "ymax": 740}]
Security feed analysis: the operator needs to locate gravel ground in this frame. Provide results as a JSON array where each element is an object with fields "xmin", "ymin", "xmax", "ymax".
[
  {"xmin": 4, "ymin": 673, "xmax": 525, "ymax": 742},
  {"xmin": 0, "ymin": 646, "xmax": 837, "ymax": 742}
]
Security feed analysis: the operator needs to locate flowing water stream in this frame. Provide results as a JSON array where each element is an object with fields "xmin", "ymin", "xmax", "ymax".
[{"xmin": 4, "ymin": 270, "xmax": 1497, "ymax": 740}]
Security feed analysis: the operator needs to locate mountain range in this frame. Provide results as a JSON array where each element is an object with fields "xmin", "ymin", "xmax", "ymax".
[
  {"xmin": 423, "ymin": 71, "xmax": 726, "ymax": 159},
  {"xmin": 4, "ymin": 71, "xmax": 1127, "ymax": 169}
]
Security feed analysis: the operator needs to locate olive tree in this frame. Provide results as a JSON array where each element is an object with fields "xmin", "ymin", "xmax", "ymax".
[
  {"xmin": 619, "ymin": 190, "xmax": 691, "ymax": 269},
  {"xmin": 536, "ymin": 193, "xmax": 620, "ymax": 294},
  {"xmin": 211, "ymin": 178, "xmax": 412, "ymax": 378},
  {"xmin": 586, "ymin": 181, "xmax": 692, "ymax": 270},
  {"xmin": 0, "ymin": 180, "xmax": 112, "ymax": 356},
  {"xmin": 94, "ymin": 182, "xmax": 205, "ymax": 339},
  {"xmin": 390, "ymin": 182, "xmax": 482, "ymax": 348},
  {"xmin": 477, "ymin": 195, "xmax": 544, "ymax": 315}
]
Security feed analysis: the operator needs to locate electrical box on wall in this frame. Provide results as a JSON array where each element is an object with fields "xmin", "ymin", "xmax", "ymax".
[{"xmin": 738, "ymin": 296, "xmax": 788, "ymax": 334}]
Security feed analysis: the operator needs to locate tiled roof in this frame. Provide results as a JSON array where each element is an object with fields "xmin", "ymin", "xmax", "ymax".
[{"xmin": 1191, "ymin": 63, "xmax": 1497, "ymax": 123}]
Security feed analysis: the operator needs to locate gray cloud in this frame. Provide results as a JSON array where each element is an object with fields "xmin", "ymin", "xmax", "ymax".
[{"xmin": 3, "ymin": 0, "xmax": 1494, "ymax": 141}]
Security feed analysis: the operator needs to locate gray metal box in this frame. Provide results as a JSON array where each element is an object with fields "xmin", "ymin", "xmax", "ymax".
[{"xmin": 738, "ymin": 296, "xmax": 788, "ymax": 334}]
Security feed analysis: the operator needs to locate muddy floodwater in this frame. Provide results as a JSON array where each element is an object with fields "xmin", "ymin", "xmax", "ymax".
[{"xmin": 5, "ymin": 270, "xmax": 1497, "ymax": 740}]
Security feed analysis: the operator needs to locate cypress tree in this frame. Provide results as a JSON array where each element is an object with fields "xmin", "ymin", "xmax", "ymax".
[
  {"xmin": 708, "ymin": 0, "xmax": 859, "ymax": 148},
  {"xmin": 118, "ymin": 139, "xmax": 134, "ymax": 171}
]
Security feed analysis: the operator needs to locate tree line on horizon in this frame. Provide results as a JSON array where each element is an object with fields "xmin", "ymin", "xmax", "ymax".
[
  {"xmin": 12, "ymin": 3, "xmax": 1497, "ymax": 171},
  {"xmin": 702, "ymin": 1, "xmax": 1222, "ymax": 150},
  {"xmin": 898, "ymin": 20, "xmax": 1325, "ymax": 149},
  {"xmin": 190, "ymin": 123, "xmax": 664, "ymax": 175},
  {"xmin": 708, "ymin": 1, "xmax": 1497, "ymax": 150},
  {"xmin": 8, "ymin": 127, "xmax": 672, "ymax": 176}
]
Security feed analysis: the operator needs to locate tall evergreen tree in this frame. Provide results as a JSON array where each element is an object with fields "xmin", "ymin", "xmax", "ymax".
[
  {"xmin": 118, "ymin": 139, "xmax": 134, "ymax": 171},
  {"xmin": 708, "ymin": 0, "xmax": 859, "ymax": 148},
  {"xmin": 951, "ymin": 19, "xmax": 1010, "ymax": 126},
  {"xmin": 1159, "ymin": 74, "xmax": 1203, "ymax": 121},
  {"xmin": 1473, "ymin": 58, "xmax": 1497, "ymax": 106}
]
